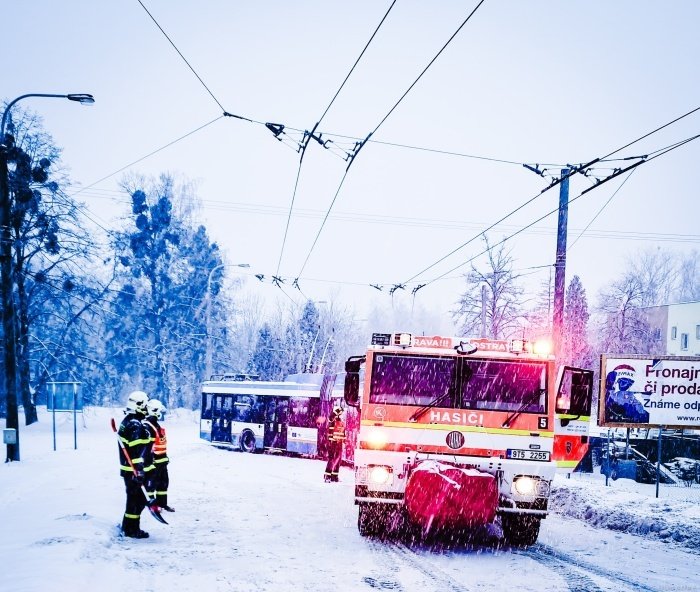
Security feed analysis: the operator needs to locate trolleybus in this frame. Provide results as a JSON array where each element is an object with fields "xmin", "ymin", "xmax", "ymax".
[{"xmin": 200, "ymin": 373, "xmax": 345, "ymax": 456}]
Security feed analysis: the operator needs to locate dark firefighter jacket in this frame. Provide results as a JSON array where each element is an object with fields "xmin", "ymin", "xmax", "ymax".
[
  {"xmin": 118, "ymin": 413, "xmax": 154, "ymax": 477},
  {"xmin": 145, "ymin": 417, "xmax": 169, "ymax": 465}
]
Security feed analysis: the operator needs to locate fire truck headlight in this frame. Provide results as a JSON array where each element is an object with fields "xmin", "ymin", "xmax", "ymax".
[
  {"xmin": 369, "ymin": 465, "xmax": 393, "ymax": 485},
  {"xmin": 366, "ymin": 429, "xmax": 388, "ymax": 449},
  {"xmin": 513, "ymin": 476, "xmax": 537, "ymax": 495}
]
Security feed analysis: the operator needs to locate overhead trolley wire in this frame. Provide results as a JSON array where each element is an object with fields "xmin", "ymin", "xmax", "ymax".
[
  {"xmin": 567, "ymin": 168, "xmax": 637, "ymax": 251},
  {"xmin": 316, "ymin": 0, "xmax": 399, "ymax": 128},
  {"xmin": 292, "ymin": 0, "xmax": 487, "ymax": 281},
  {"xmin": 420, "ymin": 129, "xmax": 700, "ymax": 288},
  {"xmin": 399, "ymin": 104, "xmax": 700, "ymax": 289},
  {"xmin": 70, "ymin": 115, "xmax": 225, "ymax": 199},
  {"xmin": 137, "ymin": 0, "xmax": 239, "ymax": 117},
  {"xmin": 370, "ymin": 0, "xmax": 486, "ymax": 138},
  {"xmin": 274, "ymin": 0, "xmax": 399, "ymax": 278}
]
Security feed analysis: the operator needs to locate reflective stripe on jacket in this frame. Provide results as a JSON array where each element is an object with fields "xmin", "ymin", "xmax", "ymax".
[
  {"xmin": 145, "ymin": 418, "xmax": 169, "ymax": 464},
  {"xmin": 328, "ymin": 418, "xmax": 346, "ymax": 442},
  {"xmin": 118, "ymin": 413, "xmax": 153, "ymax": 475}
]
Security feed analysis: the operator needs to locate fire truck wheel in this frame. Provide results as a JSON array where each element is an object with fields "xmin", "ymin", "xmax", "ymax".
[
  {"xmin": 240, "ymin": 430, "xmax": 256, "ymax": 453},
  {"xmin": 501, "ymin": 514, "xmax": 541, "ymax": 547},
  {"xmin": 358, "ymin": 504, "xmax": 385, "ymax": 537}
]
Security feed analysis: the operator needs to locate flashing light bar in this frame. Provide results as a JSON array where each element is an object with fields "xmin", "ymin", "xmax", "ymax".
[
  {"xmin": 393, "ymin": 333, "xmax": 413, "ymax": 347},
  {"xmin": 509, "ymin": 338, "xmax": 553, "ymax": 355},
  {"xmin": 510, "ymin": 339, "xmax": 531, "ymax": 354},
  {"xmin": 371, "ymin": 332, "xmax": 414, "ymax": 347}
]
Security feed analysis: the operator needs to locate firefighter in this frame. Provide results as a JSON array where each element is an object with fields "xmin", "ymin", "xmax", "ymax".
[
  {"xmin": 144, "ymin": 399, "xmax": 175, "ymax": 512},
  {"xmin": 324, "ymin": 405, "xmax": 346, "ymax": 483},
  {"xmin": 118, "ymin": 390, "xmax": 154, "ymax": 538}
]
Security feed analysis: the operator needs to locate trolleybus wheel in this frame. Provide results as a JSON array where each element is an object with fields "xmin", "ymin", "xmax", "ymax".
[
  {"xmin": 501, "ymin": 514, "xmax": 541, "ymax": 547},
  {"xmin": 240, "ymin": 430, "xmax": 256, "ymax": 453}
]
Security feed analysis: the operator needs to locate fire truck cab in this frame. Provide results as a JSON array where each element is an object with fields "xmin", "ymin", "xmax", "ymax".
[{"xmin": 344, "ymin": 332, "xmax": 594, "ymax": 546}]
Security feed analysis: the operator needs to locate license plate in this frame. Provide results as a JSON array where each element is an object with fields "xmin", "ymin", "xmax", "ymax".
[{"xmin": 507, "ymin": 449, "xmax": 550, "ymax": 462}]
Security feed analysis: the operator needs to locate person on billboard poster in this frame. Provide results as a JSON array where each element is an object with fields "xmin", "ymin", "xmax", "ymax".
[{"xmin": 604, "ymin": 363, "xmax": 650, "ymax": 424}]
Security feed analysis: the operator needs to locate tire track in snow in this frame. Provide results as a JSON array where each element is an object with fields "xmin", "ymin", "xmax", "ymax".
[
  {"xmin": 365, "ymin": 540, "xmax": 475, "ymax": 592},
  {"xmin": 520, "ymin": 544, "xmax": 660, "ymax": 592}
]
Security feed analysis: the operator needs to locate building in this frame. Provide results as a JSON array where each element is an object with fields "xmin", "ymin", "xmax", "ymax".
[{"xmin": 644, "ymin": 301, "xmax": 700, "ymax": 356}]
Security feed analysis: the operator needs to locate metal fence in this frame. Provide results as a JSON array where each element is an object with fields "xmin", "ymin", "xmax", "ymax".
[{"xmin": 575, "ymin": 430, "xmax": 700, "ymax": 501}]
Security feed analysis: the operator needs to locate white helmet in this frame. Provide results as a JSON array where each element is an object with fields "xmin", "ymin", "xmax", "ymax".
[
  {"xmin": 125, "ymin": 390, "xmax": 149, "ymax": 414},
  {"xmin": 147, "ymin": 399, "xmax": 166, "ymax": 420}
]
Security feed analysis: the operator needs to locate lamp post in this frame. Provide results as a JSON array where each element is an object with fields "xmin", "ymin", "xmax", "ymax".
[
  {"xmin": 204, "ymin": 262, "xmax": 249, "ymax": 379},
  {"xmin": 1, "ymin": 93, "xmax": 94, "ymax": 462}
]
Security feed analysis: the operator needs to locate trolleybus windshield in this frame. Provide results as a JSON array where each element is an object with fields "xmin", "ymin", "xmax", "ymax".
[{"xmin": 369, "ymin": 354, "xmax": 546, "ymax": 414}]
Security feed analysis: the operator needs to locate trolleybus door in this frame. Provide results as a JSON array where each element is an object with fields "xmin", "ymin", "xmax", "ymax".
[
  {"xmin": 211, "ymin": 394, "xmax": 233, "ymax": 443},
  {"xmin": 264, "ymin": 397, "xmax": 289, "ymax": 450}
]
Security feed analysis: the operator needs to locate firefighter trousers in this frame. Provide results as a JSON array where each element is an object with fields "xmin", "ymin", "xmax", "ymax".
[
  {"xmin": 147, "ymin": 463, "xmax": 170, "ymax": 507},
  {"xmin": 324, "ymin": 440, "xmax": 343, "ymax": 481},
  {"xmin": 121, "ymin": 476, "xmax": 147, "ymax": 534}
]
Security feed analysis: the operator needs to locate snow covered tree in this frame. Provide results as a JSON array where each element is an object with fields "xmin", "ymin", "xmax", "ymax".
[
  {"xmin": 562, "ymin": 275, "xmax": 592, "ymax": 367},
  {"xmin": 452, "ymin": 236, "xmax": 523, "ymax": 339},
  {"xmin": 107, "ymin": 175, "xmax": 223, "ymax": 408},
  {"xmin": 0, "ymin": 105, "xmax": 98, "ymax": 424},
  {"xmin": 250, "ymin": 323, "xmax": 288, "ymax": 380}
]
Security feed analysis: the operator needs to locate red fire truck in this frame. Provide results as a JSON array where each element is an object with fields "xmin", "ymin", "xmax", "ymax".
[{"xmin": 343, "ymin": 332, "xmax": 594, "ymax": 546}]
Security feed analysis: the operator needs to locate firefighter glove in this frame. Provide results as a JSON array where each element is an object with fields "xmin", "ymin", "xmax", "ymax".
[{"xmin": 132, "ymin": 470, "xmax": 145, "ymax": 485}]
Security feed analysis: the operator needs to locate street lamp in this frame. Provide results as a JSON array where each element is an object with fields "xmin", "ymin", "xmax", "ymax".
[
  {"xmin": 1, "ymin": 92, "xmax": 94, "ymax": 462},
  {"xmin": 204, "ymin": 262, "xmax": 250, "ymax": 379}
]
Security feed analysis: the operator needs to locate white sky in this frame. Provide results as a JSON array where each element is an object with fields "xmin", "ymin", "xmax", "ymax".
[
  {"xmin": 1, "ymin": 406, "xmax": 699, "ymax": 591},
  {"xmin": 3, "ymin": 1, "xmax": 699, "ymax": 328}
]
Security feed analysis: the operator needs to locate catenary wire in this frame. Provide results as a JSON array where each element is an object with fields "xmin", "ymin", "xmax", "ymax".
[
  {"xmin": 399, "ymin": 107, "xmax": 700, "ymax": 286},
  {"xmin": 291, "ymin": 0, "xmax": 486, "ymax": 282},
  {"xmin": 274, "ymin": 0, "xmax": 398, "ymax": 277},
  {"xmin": 316, "ymin": 0, "xmax": 398, "ymax": 128},
  {"xmin": 69, "ymin": 115, "xmax": 224, "ymax": 199},
  {"xmin": 369, "ymin": 0, "xmax": 486, "ymax": 137},
  {"xmin": 77, "ymin": 188, "xmax": 700, "ymax": 243},
  {"xmin": 567, "ymin": 169, "xmax": 638, "ymax": 251},
  {"xmin": 137, "ymin": 0, "xmax": 229, "ymax": 115},
  {"xmin": 423, "ymin": 130, "xmax": 700, "ymax": 287}
]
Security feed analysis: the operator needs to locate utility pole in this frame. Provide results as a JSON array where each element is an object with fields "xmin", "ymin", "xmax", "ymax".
[{"xmin": 552, "ymin": 168, "xmax": 570, "ymax": 361}]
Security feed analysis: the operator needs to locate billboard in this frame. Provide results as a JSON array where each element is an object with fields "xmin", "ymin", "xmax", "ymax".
[{"xmin": 599, "ymin": 355, "xmax": 700, "ymax": 428}]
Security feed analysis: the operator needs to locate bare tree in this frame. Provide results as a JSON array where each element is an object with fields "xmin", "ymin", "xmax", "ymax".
[
  {"xmin": 452, "ymin": 236, "xmax": 523, "ymax": 339},
  {"xmin": 628, "ymin": 248, "xmax": 678, "ymax": 307},
  {"xmin": 596, "ymin": 274, "xmax": 660, "ymax": 354},
  {"xmin": 678, "ymin": 250, "xmax": 700, "ymax": 302}
]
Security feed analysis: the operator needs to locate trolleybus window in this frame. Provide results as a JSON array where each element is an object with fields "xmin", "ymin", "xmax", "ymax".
[
  {"xmin": 288, "ymin": 397, "xmax": 321, "ymax": 428},
  {"xmin": 369, "ymin": 354, "xmax": 455, "ymax": 406},
  {"xmin": 461, "ymin": 360, "xmax": 546, "ymax": 413}
]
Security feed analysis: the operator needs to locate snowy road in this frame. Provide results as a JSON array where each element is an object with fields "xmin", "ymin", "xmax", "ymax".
[{"xmin": 1, "ymin": 408, "xmax": 697, "ymax": 592}]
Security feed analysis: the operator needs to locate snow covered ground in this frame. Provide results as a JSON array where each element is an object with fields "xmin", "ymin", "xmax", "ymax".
[
  {"xmin": 551, "ymin": 471, "xmax": 700, "ymax": 553},
  {"xmin": 1, "ymin": 406, "xmax": 698, "ymax": 592}
]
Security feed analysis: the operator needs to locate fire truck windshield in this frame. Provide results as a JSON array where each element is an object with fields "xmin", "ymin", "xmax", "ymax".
[
  {"xmin": 370, "ymin": 355, "xmax": 455, "ymax": 406},
  {"xmin": 369, "ymin": 354, "xmax": 546, "ymax": 414},
  {"xmin": 461, "ymin": 360, "xmax": 546, "ymax": 413}
]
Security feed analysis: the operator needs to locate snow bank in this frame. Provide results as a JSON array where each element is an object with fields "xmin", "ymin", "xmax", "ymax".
[{"xmin": 550, "ymin": 472, "xmax": 700, "ymax": 553}]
